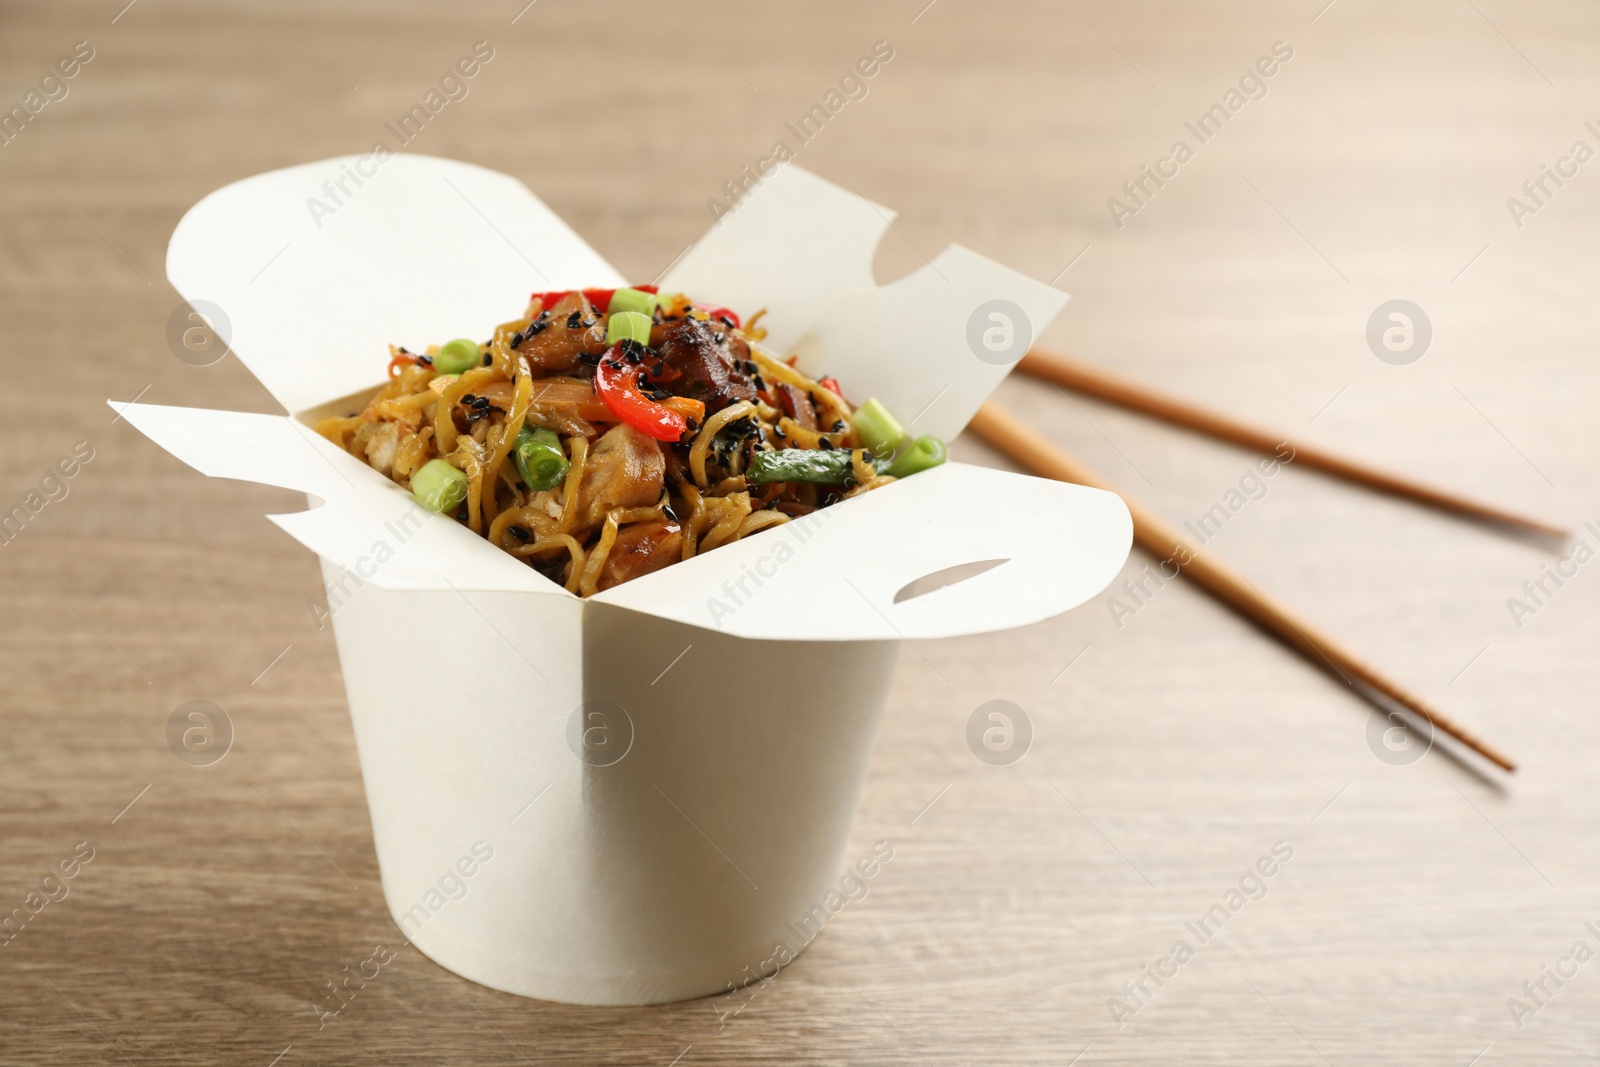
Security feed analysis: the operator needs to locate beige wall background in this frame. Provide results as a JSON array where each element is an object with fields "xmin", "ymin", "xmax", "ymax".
[{"xmin": 1, "ymin": 0, "xmax": 1596, "ymax": 1063}]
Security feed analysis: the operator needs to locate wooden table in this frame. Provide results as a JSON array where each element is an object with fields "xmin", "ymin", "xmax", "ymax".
[{"xmin": 3, "ymin": 0, "xmax": 1596, "ymax": 1062}]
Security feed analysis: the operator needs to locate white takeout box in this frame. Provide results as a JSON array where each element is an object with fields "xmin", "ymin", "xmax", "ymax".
[{"xmin": 114, "ymin": 156, "xmax": 1132, "ymax": 1005}]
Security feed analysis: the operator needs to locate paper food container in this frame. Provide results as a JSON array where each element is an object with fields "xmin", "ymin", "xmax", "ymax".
[{"xmin": 114, "ymin": 156, "xmax": 1132, "ymax": 1006}]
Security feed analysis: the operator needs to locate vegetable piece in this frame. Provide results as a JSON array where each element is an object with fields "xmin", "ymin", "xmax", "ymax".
[
  {"xmin": 607, "ymin": 311, "xmax": 654, "ymax": 347},
  {"xmin": 885, "ymin": 434, "xmax": 948, "ymax": 478},
  {"xmin": 411, "ymin": 458, "xmax": 468, "ymax": 513},
  {"xmin": 594, "ymin": 346, "xmax": 690, "ymax": 442},
  {"xmin": 607, "ymin": 287, "xmax": 657, "ymax": 318},
  {"xmin": 388, "ymin": 350, "xmax": 424, "ymax": 377},
  {"xmin": 530, "ymin": 285, "xmax": 657, "ymax": 316},
  {"xmin": 818, "ymin": 376, "xmax": 842, "ymax": 397},
  {"xmin": 695, "ymin": 305, "xmax": 741, "ymax": 329},
  {"xmin": 434, "ymin": 338, "xmax": 481, "ymax": 375},
  {"xmin": 653, "ymin": 291, "xmax": 683, "ymax": 311},
  {"xmin": 659, "ymin": 395, "xmax": 707, "ymax": 424},
  {"xmin": 747, "ymin": 448, "xmax": 869, "ymax": 485},
  {"xmin": 852, "ymin": 398, "xmax": 908, "ymax": 456},
  {"xmin": 513, "ymin": 424, "xmax": 570, "ymax": 492}
]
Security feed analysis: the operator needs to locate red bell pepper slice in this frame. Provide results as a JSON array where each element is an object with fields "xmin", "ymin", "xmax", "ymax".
[
  {"xmin": 818, "ymin": 376, "xmax": 842, "ymax": 397},
  {"xmin": 695, "ymin": 305, "xmax": 741, "ymax": 329},
  {"xmin": 530, "ymin": 284, "xmax": 659, "ymax": 317},
  {"xmin": 594, "ymin": 345, "xmax": 691, "ymax": 442}
]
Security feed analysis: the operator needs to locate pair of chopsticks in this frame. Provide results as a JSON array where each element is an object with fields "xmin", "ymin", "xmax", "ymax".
[{"xmin": 970, "ymin": 348, "xmax": 1565, "ymax": 774}]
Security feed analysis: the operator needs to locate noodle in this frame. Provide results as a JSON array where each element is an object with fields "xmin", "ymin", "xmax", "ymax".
[
  {"xmin": 480, "ymin": 358, "xmax": 534, "ymax": 529},
  {"xmin": 329, "ymin": 288, "xmax": 933, "ymax": 595},
  {"xmin": 578, "ymin": 512, "xmax": 621, "ymax": 597},
  {"xmin": 698, "ymin": 492, "xmax": 751, "ymax": 552},
  {"xmin": 689, "ymin": 400, "xmax": 757, "ymax": 488}
]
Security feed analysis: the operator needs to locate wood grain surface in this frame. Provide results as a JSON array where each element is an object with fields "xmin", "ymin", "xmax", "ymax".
[{"xmin": 2, "ymin": 1, "xmax": 1597, "ymax": 1063}]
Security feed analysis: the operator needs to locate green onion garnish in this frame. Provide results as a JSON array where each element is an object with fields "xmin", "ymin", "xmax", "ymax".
[
  {"xmin": 513, "ymin": 424, "xmax": 570, "ymax": 492},
  {"xmin": 434, "ymin": 338, "xmax": 481, "ymax": 375},
  {"xmin": 607, "ymin": 311, "xmax": 653, "ymax": 347},
  {"xmin": 411, "ymin": 458, "xmax": 469, "ymax": 513},
  {"xmin": 746, "ymin": 448, "xmax": 863, "ymax": 485},
  {"xmin": 607, "ymin": 288, "xmax": 657, "ymax": 318},
  {"xmin": 852, "ymin": 398, "xmax": 908, "ymax": 457},
  {"xmin": 885, "ymin": 435, "xmax": 948, "ymax": 478}
]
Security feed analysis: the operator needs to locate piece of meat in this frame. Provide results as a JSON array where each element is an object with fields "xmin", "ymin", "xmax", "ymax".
[
  {"xmin": 652, "ymin": 317, "xmax": 757, "ymax": 412},
  {"xmin": 516, "ymin": 291, "xmax": 609, "ymax": 374},
  {"xmin": 521, "ymin": 376, "xmax": 608, "ymax": 438},
  {"xmin": 597, "ymin": 519, "xmax": 683, "ymax": 590},
  {"xmin": 776, "ymin": 383, "xmax": 818, "ymax": 430},
  {"xmin": 575, "ymin": 423, "xmax": 665, "ymax": 531},
  {"xmin": 363, "ymin": 421, "xmax": 400, "ymax": 476}
]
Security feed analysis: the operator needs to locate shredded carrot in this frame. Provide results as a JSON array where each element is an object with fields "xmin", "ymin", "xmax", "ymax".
[{"xmin": 661, "ymin": 396, "xmax": 707, "ymax": 423}]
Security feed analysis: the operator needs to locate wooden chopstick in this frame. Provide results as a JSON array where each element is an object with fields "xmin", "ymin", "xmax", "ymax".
[
  {"xmin": 1019, "ymin": 348, "xmax": 1569, "ymax": 540},
  {"xmin": 968, "ymin": 401, "xmax": 1517, "ymax": 774}
]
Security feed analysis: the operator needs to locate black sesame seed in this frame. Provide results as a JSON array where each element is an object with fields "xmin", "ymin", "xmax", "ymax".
[
  {"xmin": 482, "ymin": 352, "xmax": 492, "ymax": 366},
  {"xmin": 578, "ymin": 350, "xmax": 602, "ymax": 366},
  {"xmin": 752, "ymin": 375, "xmax": 766, "ymax": 392},
  {"xmin": 742, "ymin": 360, "xmax": 758, "ymax": 374},
  {"xmin": 461, "ymin": 394, "xmax": 476, "ymax": 403},
  {"xmin": 510, "ymin": 332, "xmax": 524, "ymax": 348},
  {"xmin": 651, "ymin": 361, "xmax": 666, "ymax": 377},
  {"xmin": 831, "ymin": 420, "xmax": 846, "ymax": 433},
  {"xmin": 662, "ymin": 503, "xmax": 679, "ymax": 522},
  {"xmin": 718, "ymin": 315, "xmax": 735, "ymax": 328},
  {"xmin": 685, "ymin": 417, "xmax": 701, "ymax": 433},
  {"xmin": 509, "ymin": 525, "xmax": 531, "ymax": 541},
  {"xmin": 566, "ymin": 311, "xmax": 582, "ymax": 328},
  {"xmin": 817, "ymin": 438, "xmax": 835, "ymax": 450}
]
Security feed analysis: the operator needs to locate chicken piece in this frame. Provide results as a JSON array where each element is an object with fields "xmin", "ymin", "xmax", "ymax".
[
  {"xmin": 597, "ymin": 519, "xmax": 683, "ymax": 590},
  {"xmin": 575, "ymin": 423, "xmax": 665, "ymax": 531},
  {"xmin": 652, "ymin": 317, "xmax": 757, "ymax": 411},
  {"xmin": 516, "ymin": 291, "xmax": 609, "ymax": 374},
  {"xmin": 776, "ymin": 383, "xmax": 818, "ymax": 431},
  {"xmin": 363, "ymin": 421, "xmax": 400, "ymax": 477},
  {"xmin": 521, "ymin": 376, "xmax": 607, "ymax": 438}
]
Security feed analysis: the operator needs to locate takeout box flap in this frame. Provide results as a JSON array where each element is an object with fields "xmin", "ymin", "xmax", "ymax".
[
  {"xmin": 166, "ymin": 153, "xmax": 625, "ymax": 416},
  {"xmin": 127, "ymin": 156, "xmax": 1132, "ymax": 640},
  {"xmin": 591, "ymin": 461, "xmax": 1132, "ymax": 641}
]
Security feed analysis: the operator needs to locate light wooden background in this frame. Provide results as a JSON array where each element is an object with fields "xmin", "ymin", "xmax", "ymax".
[{"xmin": 3, "ymin": 0, "xmax": 1598, "ymax": 1063}]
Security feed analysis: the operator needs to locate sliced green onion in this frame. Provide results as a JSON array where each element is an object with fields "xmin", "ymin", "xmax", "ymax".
[
  {"xmin": 747, "ymin": 448, "xmax": 867, "ymax": 485},
  {"xmin": 852, "ymin": 398, "xmax": 908, "ymax": 457},
  {"xmin": 513, "ymin": 424, "xmax": 570, "ymax": 492},
  {"xmin": 434, "ymin": 338, "xmax": 481, "ymax": 375},
  {"xmin": 411, "ymin": 458, "xmax": 468, "ymax": 514},
  {"xmin": 885, "ymin": 435, "xmax": 948, "ymax": 478},
  {"xmin": 608, "ymin": 288, "xmax": 656, "ymax": 318},
  {"xmin": 607, "ymin": 310, "xmax": 653, "ymax": 347}
]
